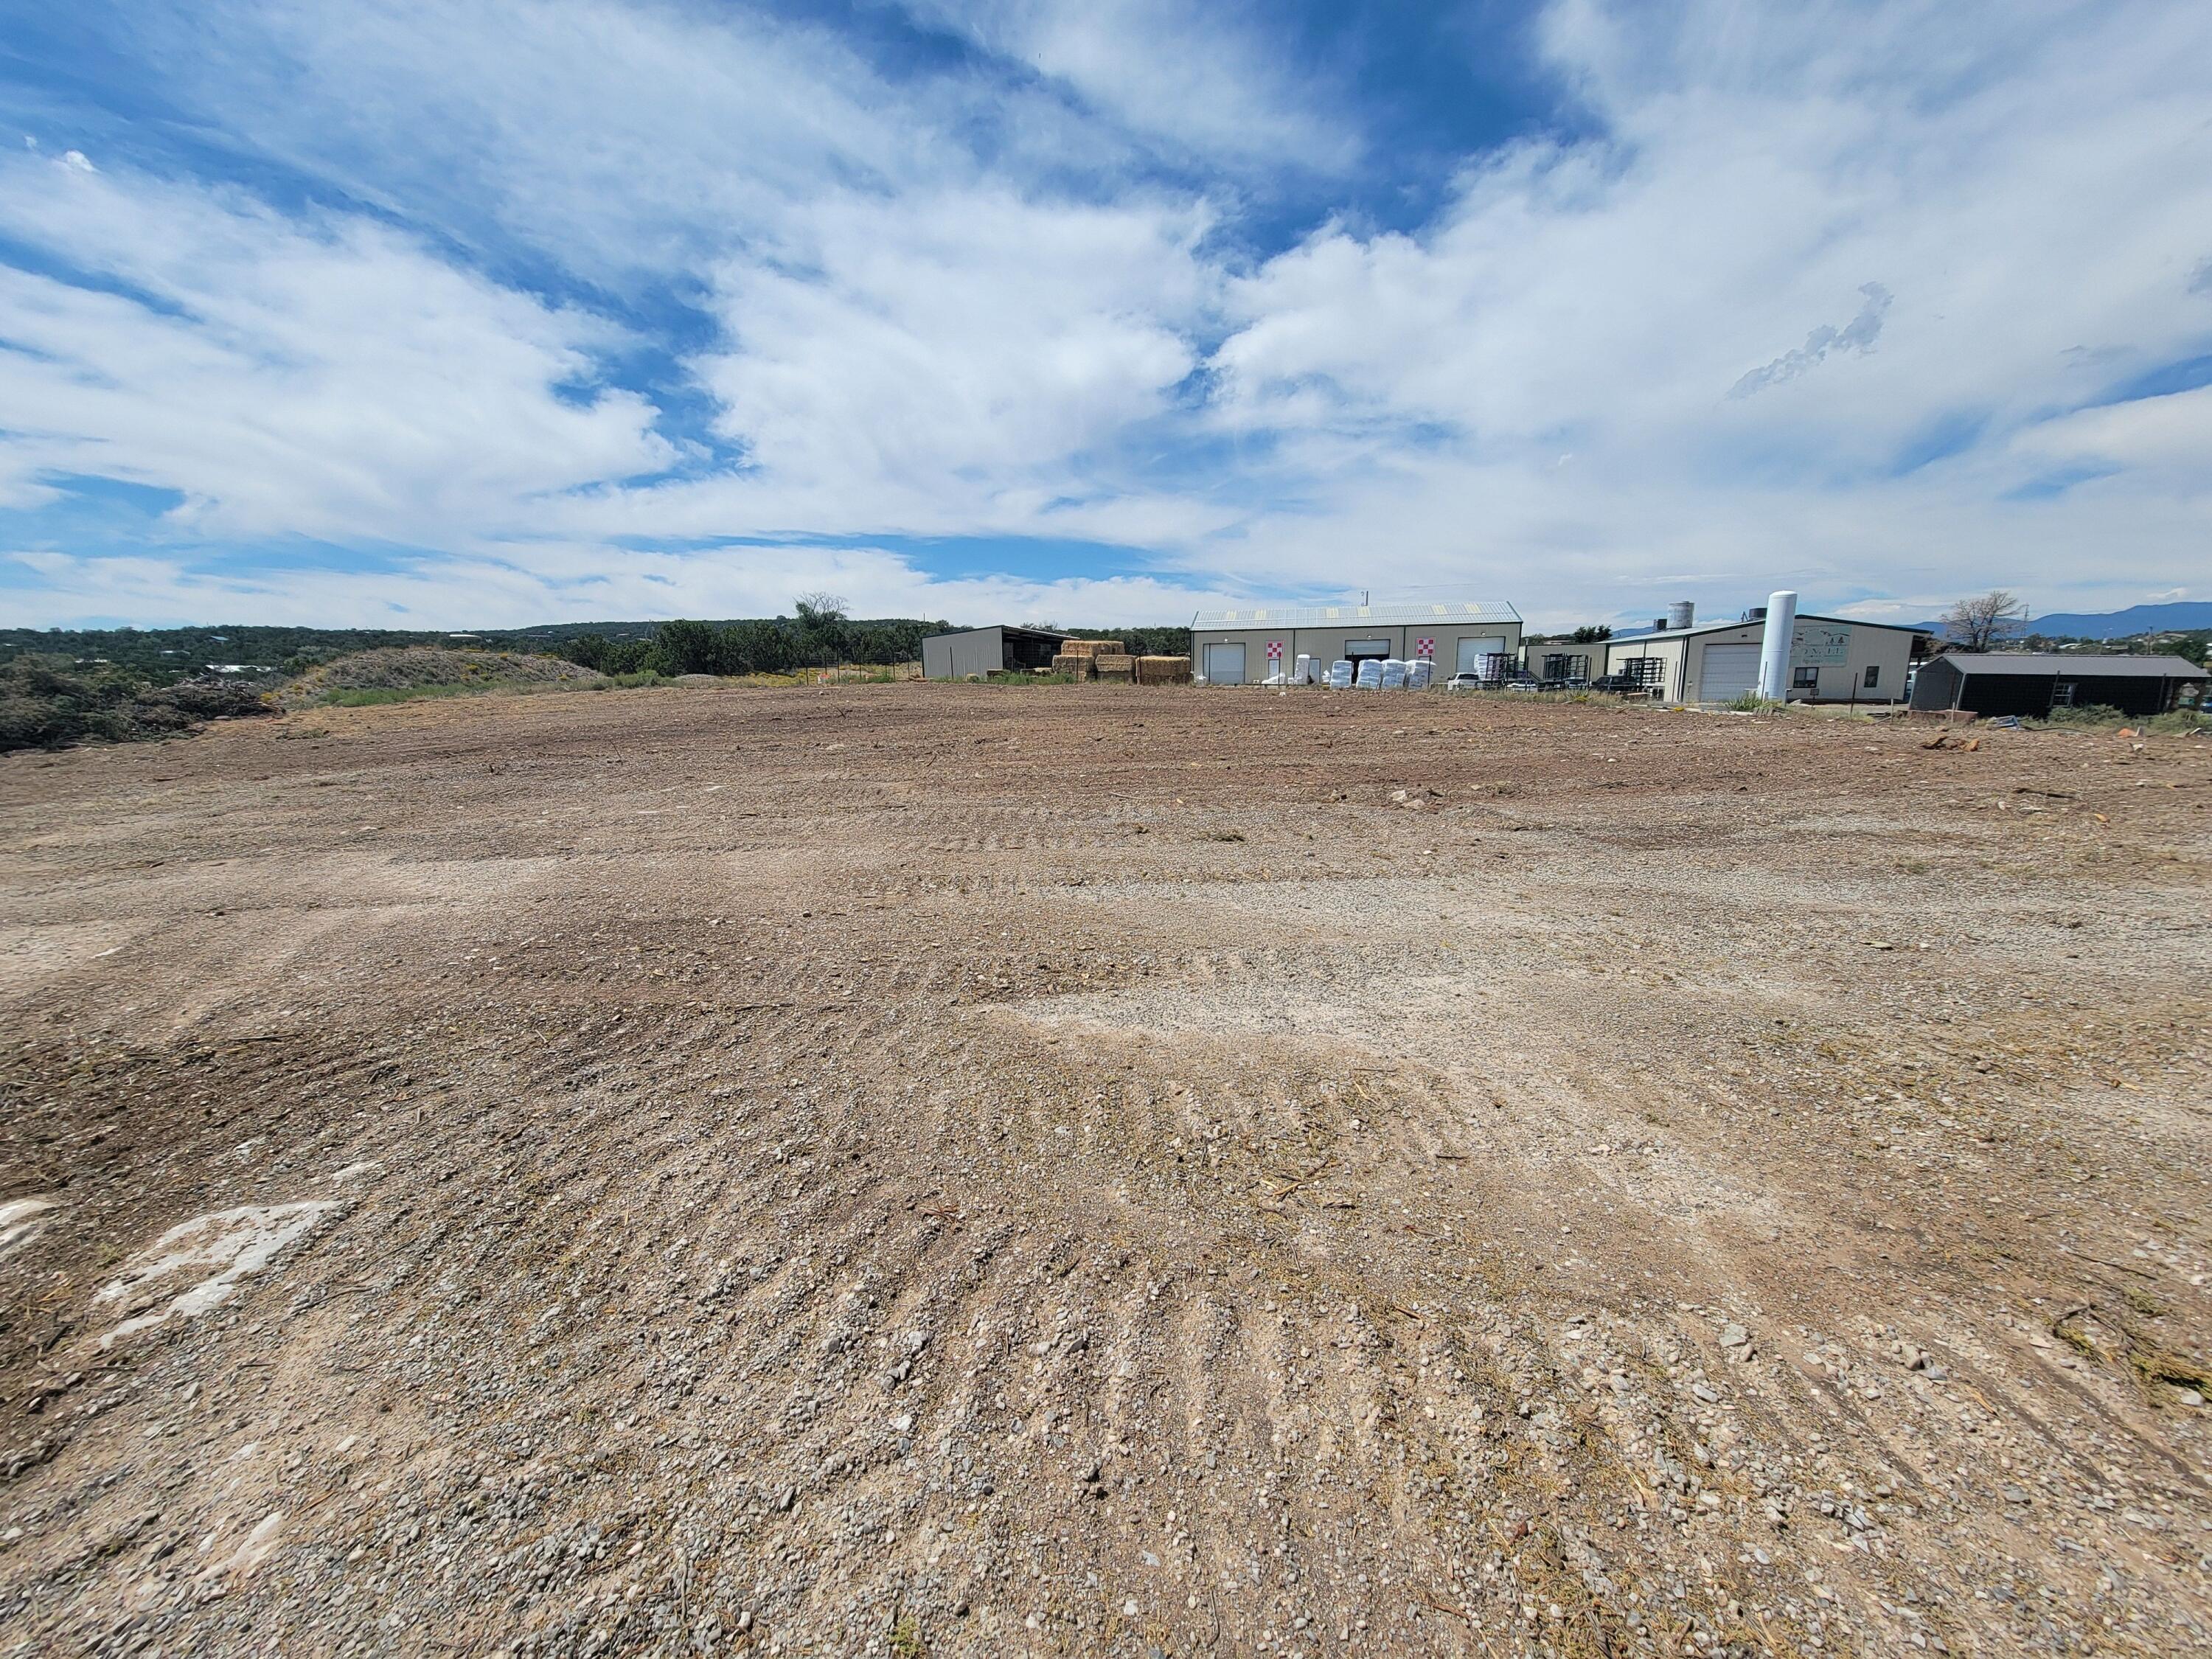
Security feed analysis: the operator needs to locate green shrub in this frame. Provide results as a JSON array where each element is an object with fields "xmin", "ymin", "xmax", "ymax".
[
  {"xmin": 0, "ymin": 656, "xmax": 273, "ymax": 752},
  {"xmin": 2038, "ymin": 703, "xmax": 2130, "ymax": 727},
  {"xmin": 2146, "ymin": 708, "xmax": 2209, "ymax": 735},
  {"xmin": 2026, "ymin": 703, "xmax": 2206, "ymax": 734}
]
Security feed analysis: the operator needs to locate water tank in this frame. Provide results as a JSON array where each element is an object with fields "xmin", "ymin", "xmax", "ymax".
[
  {"xmin": 1668, "ymin": 601, "xmax": 1695, "ymax": 630},
  {"xmin": 1757, "ymin": 591, "xmax": 1800, "ymax": 700},
  {"xmin": 1744, "ymin": 605, "xmax": 1767, "ymax": 623}
]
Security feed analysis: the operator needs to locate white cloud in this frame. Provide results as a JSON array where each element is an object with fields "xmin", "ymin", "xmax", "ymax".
[
  {"xmin": 5, "ymin": 0, "xmax": 2212, "ymax": 629},
  {"xmin": 4, "ymin": 543, "xmax": 1227, "ymax": 630},
  {"xmin": 0, "ymin": 150, "xmax": 669, "ymax": 542},
  {"xmin": 897, "ymin": 0, "xmax": 1357, "ymax": 170},
  {"xmin": 15, "ymin": 0, "xmax": 1239, "ymax": 553},
  {"xmin": 2010, "ymin": 386, "xmax": 2212, "ymax": 479},
  {"xmin": 1186, "ymin": 0, "xmax": 2212, "ymax": 619},
  {"xmin": 694, "ymin": 187, "xmax": 1214, "ymax": 515},
  {"xmin": 117, "ymin": 0, "xmax": 940, "ymax": 283}
]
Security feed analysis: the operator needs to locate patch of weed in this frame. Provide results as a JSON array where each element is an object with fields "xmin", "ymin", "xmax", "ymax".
[{"xmin": 321, "ymin": 684, "xmax": 475, "ymax": 706}]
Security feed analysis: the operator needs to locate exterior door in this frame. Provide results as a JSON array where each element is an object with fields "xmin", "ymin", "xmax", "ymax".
[
  {"xmin": 1455, "ymin": 636, "xmax": 1506, "ymax": 675},
  {"xmin": 1203, "ymin": 642, "xmax": 1247, "ymax": 686},
  {"xmin": 1699, "ymin": 643, "xmax": 1761, "ymax": 701}
]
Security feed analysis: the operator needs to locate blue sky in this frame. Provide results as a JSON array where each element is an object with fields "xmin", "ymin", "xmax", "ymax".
[{"xmin": 1, "ymin": 0, "xmax": 2208, "ymax": 630}]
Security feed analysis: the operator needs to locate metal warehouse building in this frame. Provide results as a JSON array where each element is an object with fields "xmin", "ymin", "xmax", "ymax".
[
  {"xmin": 1909, "ymin": 653, "xmax": 2208, "ymax": 718},
  {"xmin": 1190, "ymin": 599, "xmax": 1522, "ymax": 686},
  {"xmin": 1604, "ymin": 612, "xmax": 1926, "ymax": 704},
  {"xmin": 920, "ymin": 625, "xmax": 1069, "ymax": 681}
]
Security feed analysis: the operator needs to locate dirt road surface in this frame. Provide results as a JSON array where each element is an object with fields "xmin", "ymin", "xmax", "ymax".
[{"xmin": 3, "ymin": 684, "xmax": 2209, "ymax": 1658}]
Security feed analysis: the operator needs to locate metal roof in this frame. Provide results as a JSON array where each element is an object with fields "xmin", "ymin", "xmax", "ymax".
[
  {"xmin": 1612, "ymin": 612, "xmax": 1931, "ymax": 642},
  {"xmin": 1933, "ymin": 653, "xmax": 2208, "ymax": 678},
  {"xmin": 921, "ymin": 625, "xmax": 1069, "ymax": 644},
  {"xmin": 1192, "ymin": 599, "xmax": 1520, "ymax": 630}
]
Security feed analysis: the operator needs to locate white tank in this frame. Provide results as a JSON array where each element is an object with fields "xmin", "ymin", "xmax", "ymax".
[
  {"xmin": 1757, "ymin": 591, "xmax": 1798, "ymax": 700},
  {"xmin": 1668, "ymin": 600, "xmax": 1695, "ymax": 630}
]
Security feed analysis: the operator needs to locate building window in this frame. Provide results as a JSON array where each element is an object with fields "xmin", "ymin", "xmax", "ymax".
[
  {"xmin": 1792, "ymin": 665, "xmax": 1820, "ymax": 689},
  {"xmin": 1863, "ymin": 664, "xmax": 1880, "ymax": 689},
  {"xmin": 1345, "ymin": 638, "xmax": 1391, "ymax": 658}
]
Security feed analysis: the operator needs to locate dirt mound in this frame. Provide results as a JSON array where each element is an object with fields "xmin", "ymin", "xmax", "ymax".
[{"xmin": 282, "ymin": 647, "xmax": 602, "ymax": 706}]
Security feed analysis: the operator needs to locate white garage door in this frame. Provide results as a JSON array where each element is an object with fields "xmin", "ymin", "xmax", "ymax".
[
  {"xmin": 1203, "ymin": 642, "xmax": 1247, "ymax": 685},
  {"xmin": 1699, "ymin": 643, "xmax": 1761, "ymax": 701},
  {"xmin": 1455, "ymin": 636, "xmax": 1506, "ymax": 675}
]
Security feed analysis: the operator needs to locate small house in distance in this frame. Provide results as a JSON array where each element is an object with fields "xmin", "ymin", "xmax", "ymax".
[
  {"xmin": 920, "ymin": 625, "xmax": 1070, "ymax": 681},
  {"xmin": 1908, "ymin": 653, "xmax": 2207, "ymax": 718}
]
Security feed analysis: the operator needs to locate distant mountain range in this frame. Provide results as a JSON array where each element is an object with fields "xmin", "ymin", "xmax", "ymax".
[
  {"xmin": 2017, "ymin": 601, "xmax": 2212, "ymax": 638},
  {"xmin": 1896, "ymin": 601, "xmax": 2212, "ymax": 639}
]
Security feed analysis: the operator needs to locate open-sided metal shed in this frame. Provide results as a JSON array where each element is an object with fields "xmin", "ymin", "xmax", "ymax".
[
  {"xmin": 1907, "ymin": 653, "xmax": 2207, "ymax": 718},
  {"xmin": 920, "ymin": 625, "xmax": 1071, "ymax": 681}
]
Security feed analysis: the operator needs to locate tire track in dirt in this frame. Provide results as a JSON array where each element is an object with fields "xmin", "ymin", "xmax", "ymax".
[{"xmin": 4, "ymin": 685, "xmax": 2209, "ymax": 1655}]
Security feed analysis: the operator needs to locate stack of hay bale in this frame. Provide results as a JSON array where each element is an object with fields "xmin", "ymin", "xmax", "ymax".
[
  {"xmin": 1049, "ymin": 639, "xmax": 1120, "ymax": 678},
  {"xmin": 1046, "ymin": 639, "xmax": 1190, "ymax": 685}
]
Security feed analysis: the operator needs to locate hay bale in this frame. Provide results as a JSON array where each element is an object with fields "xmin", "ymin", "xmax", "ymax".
[
  {"xmin": 1135, "ymin": 655, "xmax": 1192, "ymax": 684},
  {"xmin": 1057, "ymin": 639, "xmax": 1120, "ymax": 658},
  {"xmin": 1095, "ymin": 665, "xmax": 1134, "ymax": 683},
  {"xmin": 1091, "ymin": 653, "xmax": 1136, "ymax": 672},
  {"xmin": 1050, "ymin": 655, "xmax": 1096, "ymax": 678}
]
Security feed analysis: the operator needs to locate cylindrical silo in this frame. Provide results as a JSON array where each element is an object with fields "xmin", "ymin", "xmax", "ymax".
[{"xmin": 1757, "ymin": 591, "xmax": 1799, "ymax": 700}]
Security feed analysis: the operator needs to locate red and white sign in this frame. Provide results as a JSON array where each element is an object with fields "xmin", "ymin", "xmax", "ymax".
[
  {"xmin": 1415, "ymin": 637, "xmax": 1435, "ymax": 658},
  {"xmin": 1265, "ymin": 640, "xmax": 1284, "ymax": 661}
]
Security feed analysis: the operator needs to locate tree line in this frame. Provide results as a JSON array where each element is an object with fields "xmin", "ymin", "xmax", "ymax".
[
  {"xmin": 559, "ymin": 598, "xmax": 939, "ymax": 675},
  {"xmin": 560, "ymin": 605, "xmax": 1193, "ymax": 676},
  {"xmin": 7, "ymin": 608, "xmax": 1199, "ymax": 689}
]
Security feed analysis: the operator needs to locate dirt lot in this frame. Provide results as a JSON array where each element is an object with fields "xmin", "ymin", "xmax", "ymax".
[{"xmin": 2, "ymin": 684, "xmax": 2209, "ymax": 1658}]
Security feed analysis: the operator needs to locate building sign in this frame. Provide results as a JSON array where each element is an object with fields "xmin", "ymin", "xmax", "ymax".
[
  {"xmin": 1415, "ymin": 636, "xmax": 1435, "ymax": 658},
  {"xmin": 1265, "ymin": 640, "xmax": 1284, "ymax": 661},
  {"xmin": 1791, "ymin": 623, "xmax": 1850, "ymax": 667}
]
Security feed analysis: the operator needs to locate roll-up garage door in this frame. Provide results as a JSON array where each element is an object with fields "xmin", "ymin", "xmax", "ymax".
[
  {"xmin": 1455, "ymin": 636, "xmax": 1506, "ymax": 676},
  {"xmin": 1202, "ymin": 642, "xmax": 1247, "ymax": 686},
  {"xmin": 1698, "ymin": 644, "xmax": 1761, "ymax": 701}
]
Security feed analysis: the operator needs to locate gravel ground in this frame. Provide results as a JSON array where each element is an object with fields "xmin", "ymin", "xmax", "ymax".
[{"xmin": 1, "ymin": 682, "xmax": 2208, "ymax": 1658}]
